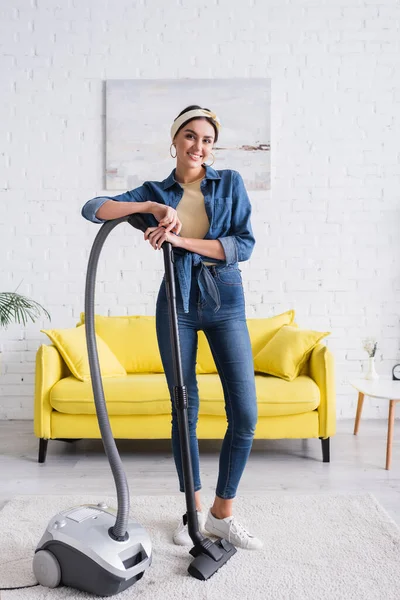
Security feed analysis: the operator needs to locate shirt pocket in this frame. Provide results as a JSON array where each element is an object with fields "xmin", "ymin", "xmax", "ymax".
[{"xmin": 213, "ymin": 197, "xmax": 233, "ymax": 227}]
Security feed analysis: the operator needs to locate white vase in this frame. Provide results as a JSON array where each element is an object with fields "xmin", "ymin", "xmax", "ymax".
[{"xmin": 365, "ymin": 356, "xmax": 379, "ymax": 380}]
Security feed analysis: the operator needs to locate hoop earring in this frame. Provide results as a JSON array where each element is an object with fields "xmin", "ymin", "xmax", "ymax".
[
  {"xmin": 204, "ymin": 153, "xmax": 215, "ymax": 167},
  {"xmin": 170, "ymin": 144, "xmax": 177, "ymax": 158}
]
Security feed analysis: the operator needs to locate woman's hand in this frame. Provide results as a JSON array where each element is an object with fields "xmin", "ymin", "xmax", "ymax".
[
  {"xmin": 144, "ymin": 226, "xmax": 184, "ymax": 250},
  {"xmin": 150, "ymin": 203, "xmax": 182, "ymax": 234}
]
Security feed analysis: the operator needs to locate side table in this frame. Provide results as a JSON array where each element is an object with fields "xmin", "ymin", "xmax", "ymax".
[{"xmin": 350, "ymin": 379, "xmax": 400, "ymax": 470}]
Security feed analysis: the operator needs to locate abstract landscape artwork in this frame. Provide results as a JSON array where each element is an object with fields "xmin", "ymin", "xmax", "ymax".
[{"xmin": 106, "ymin": 78, "xmax": 271, "ymax": 191}]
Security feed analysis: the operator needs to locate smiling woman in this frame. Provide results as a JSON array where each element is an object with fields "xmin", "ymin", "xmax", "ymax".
[
  {"xmin": 81, "ymin": 104, "xmax": 262, "ymax": 551},
  {"xmin": 170, "ymin": 105, "xmax": 220, "ymax": 182}
]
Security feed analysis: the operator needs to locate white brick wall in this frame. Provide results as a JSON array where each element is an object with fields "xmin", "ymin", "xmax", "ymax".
[{"xmin": 1, "ymin": 0, "xmax": 400, "ymax": 420}]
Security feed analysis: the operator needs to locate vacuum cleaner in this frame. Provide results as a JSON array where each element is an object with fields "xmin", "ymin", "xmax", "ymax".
[{"xmin": 33, "ymin": 213, "xmax": 236, "ymax": 596}]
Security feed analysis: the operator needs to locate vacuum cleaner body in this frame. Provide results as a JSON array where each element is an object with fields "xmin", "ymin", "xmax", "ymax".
[{"xmin": 33, "ymin": 503, "xmax": 152, "ymax": 597}]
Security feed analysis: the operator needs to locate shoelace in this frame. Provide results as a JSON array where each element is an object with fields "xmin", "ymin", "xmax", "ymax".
[{"xmin": 228, "ymin": 518, "xmax": 254, "ymax": 542}]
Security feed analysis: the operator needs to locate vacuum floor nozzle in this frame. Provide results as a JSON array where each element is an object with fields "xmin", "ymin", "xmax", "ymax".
[{"xmin": 188, "ymin": 538, "xmax": 237, "ymax": 580}]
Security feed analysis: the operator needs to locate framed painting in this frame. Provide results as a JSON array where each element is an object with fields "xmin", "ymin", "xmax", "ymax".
[{"xmin": 106, "ymin": 78, "xmax": 271, "ymax": 191}]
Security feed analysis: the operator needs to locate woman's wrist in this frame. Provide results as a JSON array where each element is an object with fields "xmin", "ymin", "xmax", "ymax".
[
  {"xmin": 145, "ymin": 200, "xmax": 155, "ymax": 214},
  {"xmin": 173, "ymin": 235, "xmax": 186, "ymax": 249}
]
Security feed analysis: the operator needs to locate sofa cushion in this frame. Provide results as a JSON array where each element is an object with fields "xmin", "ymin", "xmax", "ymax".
[
  {"xmin": 78, "ymin": 314, "xmax": 164, "ymax": 373},
  {"xmin": 49, "ymin": 373, "xmax": 320, "ymax": 418},
  {"xmin": 197, "ymin": 331, "xmax": 216, "ymax": 374},
  {"xmin": 50, "ymin": 374, "xmax": 171, "ymax": 415},
  {"xmin": 196, "ymin": 309, "xmax": 296, "ymax": 374},
  {"xmin": 254, "ymin": 326, "xmax": 330, "ymax": 381},
  {"xmin": 41, "ymin": 326, "xmax": 126, "ymax": 382},
  {"xmin": 198, "ymin": 374, "xmax": 320, "ymax": 416},
  {"xmin": 248, "ymin": 310, "xmax": 296, "ymax": 363}
]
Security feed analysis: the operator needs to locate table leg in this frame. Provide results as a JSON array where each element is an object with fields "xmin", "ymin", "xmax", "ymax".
[
  {"xmin": 386, "ymin": 400, "xmax": 397, "ymax": 470},
  {"xmin": 354, "ymin": 392, "xmax": 365, "ymax": 435}
]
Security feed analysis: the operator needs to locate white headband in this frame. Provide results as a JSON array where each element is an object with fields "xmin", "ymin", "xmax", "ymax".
[{"xmin": 170, "ymin": 109, "xmax": 221, "ymax": 140}]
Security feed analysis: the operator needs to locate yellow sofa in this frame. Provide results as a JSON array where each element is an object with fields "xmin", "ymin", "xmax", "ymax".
[{"xmin": 34, "ymin": 311, "xmax": 336, "ymax": 463}]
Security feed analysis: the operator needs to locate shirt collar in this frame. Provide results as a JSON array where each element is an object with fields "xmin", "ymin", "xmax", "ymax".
[{"xmin": 161, "ymin": 165, "xmax": 221, "ymax": 190}]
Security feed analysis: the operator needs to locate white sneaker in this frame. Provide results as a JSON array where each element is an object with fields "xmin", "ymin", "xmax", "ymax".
[
  {"xmin": 204, "ymin": 510, "xmax": 263, "ymax": 550},
  {"xmin": 172, "ymin": 511, "xmax": 206, "ymax": 546}
]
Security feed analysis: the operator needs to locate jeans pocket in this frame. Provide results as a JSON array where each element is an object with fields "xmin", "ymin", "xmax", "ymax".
[{"xmin": 216, "ymin": 267, "xmax": 243, "ymax": 286}]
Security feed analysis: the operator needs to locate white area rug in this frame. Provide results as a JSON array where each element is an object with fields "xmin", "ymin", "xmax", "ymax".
[{"xmin": 0, "ymin": 493, "xmax": 399, "ymax": 600}]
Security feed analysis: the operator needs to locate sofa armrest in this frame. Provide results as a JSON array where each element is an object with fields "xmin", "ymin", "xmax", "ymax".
[
  {"xmin": 309, "ymin": 343, "xmax": 336, "ymax": 438},
  {"xmin": 34, "ymin": 344, "xmax": 69, "ymax": 439}
]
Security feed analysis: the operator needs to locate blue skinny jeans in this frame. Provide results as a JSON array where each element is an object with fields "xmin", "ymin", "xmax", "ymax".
[{"xmin": 156, "ymin": 264, "xmax": 257, "ymax": 500}]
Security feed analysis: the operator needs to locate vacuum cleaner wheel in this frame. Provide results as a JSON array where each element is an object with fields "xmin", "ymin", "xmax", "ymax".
[{"xmin": 33, "ymin": 550, "xmax": 61, "ymax": 588}]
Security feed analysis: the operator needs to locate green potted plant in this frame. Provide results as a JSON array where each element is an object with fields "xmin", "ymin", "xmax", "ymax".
[
  {"xmin": 0, "ymin": 289, "xmax": 50, "ymax": 329},
  {"xmin": 0, "ymin": 288, "xmax": 50, "ymax": 373}
]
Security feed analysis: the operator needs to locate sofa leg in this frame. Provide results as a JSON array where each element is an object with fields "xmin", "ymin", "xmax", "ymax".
[
  {"xmin": 38, "ymin": 439, "xmax": 48, "ymax": 463},
  {"xmin": 320, "ymin": 437, "xmax": 330, "ymax": 463}
]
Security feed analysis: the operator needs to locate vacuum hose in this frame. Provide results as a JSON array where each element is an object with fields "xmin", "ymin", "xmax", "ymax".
[{"xmin": 84, "ymin": 214, "xmax": 149, "ymax": 540}]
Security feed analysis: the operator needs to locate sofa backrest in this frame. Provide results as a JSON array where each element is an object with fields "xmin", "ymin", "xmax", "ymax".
[{"xmin": 77, "ymin": 311, "xmax": 296, "ymax": 374}]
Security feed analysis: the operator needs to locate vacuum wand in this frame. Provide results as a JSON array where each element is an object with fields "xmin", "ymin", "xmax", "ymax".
[
  {"xmin": 128, "ymin": 213, "xmax": 199, "ymax": 535},
  {"xmin": 162, "ymin": 242, "xmax": 203, "ymax": 546}
]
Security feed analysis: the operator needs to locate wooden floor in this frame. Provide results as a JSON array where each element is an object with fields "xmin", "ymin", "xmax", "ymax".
[{"xmin": 1, "ymin": 420, "xmax": 399, "ymax": 526}]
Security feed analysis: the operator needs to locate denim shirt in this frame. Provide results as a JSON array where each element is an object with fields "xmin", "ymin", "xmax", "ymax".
[{"xmin": 81, "ymin": 166, "xmax": 255, "ymax": 313}]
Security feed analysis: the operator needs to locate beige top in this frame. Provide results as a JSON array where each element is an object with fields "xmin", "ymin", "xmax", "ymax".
[
  {"xmin": 176, "ymin": 176, "xmax": 214, "ymax": 266},
  {"xmin": 176, "ymin": 177, "xmax": 209, "ymax": 239}
]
